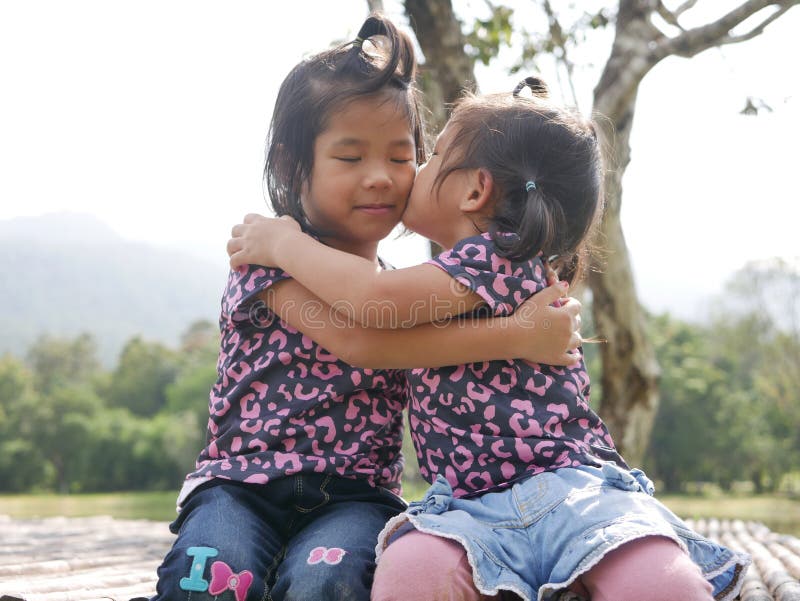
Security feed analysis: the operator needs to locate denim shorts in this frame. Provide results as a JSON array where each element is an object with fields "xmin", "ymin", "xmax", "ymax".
[{"xmin": 377, "ymin": 464, "xmax": 749, "ymax": 601}]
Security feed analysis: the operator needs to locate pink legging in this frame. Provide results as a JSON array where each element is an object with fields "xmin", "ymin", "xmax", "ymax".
[{"xmin": 371, "ymin": 531, "xmax": 714, "ymax": 601}]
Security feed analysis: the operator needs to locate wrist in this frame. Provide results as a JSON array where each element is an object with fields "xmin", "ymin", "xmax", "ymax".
[{"xmin": 273, "ymin": 229, "xmax": 303, "ymax": 268}]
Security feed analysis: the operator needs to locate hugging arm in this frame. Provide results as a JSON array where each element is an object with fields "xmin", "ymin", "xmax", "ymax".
[
  {"xmin": 262, "ymin": 279, "xmax": 581, "ymax": 369},
  {"xmin": 229, "ymin": 214, "xmax": 484, "ymax": 328}
]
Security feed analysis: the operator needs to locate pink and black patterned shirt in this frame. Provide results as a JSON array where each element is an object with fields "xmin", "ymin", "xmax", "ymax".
[
  {"xmin": 178, "ymin": 264, "xmax": 407, "ymax": 506},
  {"xmin": 407, "ymin": 233, "xmax": 626, "ymax": 498}
]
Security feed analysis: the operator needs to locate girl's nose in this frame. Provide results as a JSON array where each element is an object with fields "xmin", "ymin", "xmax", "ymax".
[{"xmin": 363, "ymin": 165, "xmax": 392, "ymax": 190}]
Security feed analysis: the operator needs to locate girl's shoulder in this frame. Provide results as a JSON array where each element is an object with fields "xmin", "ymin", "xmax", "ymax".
[
  {"xmin": 222, "ymin": 264, "xmax": 291, "ymax": 325},
  {"xmin": 433, "ymin": 232, "xmax": 545, "ymax": 281},
  {"xmin": 429, "ymin": 233, "xmax": 547, "ymax": 317}
]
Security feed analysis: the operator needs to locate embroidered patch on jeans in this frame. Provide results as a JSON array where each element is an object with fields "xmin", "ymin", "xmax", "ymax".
[
  {"xmin": 179, "ymin": 546, "xmax": 218, "ymax": 592},
  {"xmin": 208, "ymin": 561, "xmax": 254, "ymax": 601},
  {"xmin": 307, "ymin": 546, "xmax": 347, "ymax": 565}
]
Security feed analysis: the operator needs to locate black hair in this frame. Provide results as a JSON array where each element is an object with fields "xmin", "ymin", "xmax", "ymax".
[
  {"xmin": 264, "ymin": 14, "xmax": 425, "ymax": 225},
  {"xmin": 435, "ymin": 76, "xmax": 603, "ymax": 284}
]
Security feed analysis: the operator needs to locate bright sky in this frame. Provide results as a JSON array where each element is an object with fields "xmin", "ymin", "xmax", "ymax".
[{"xmin": 1, "ymin": 1, "xmax": 798, "ymax": 319}]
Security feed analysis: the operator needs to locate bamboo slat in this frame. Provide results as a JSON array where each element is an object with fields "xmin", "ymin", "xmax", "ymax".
[{"xmin": 1, "ymin": 515, "xmax": 799, "ymax": 600}]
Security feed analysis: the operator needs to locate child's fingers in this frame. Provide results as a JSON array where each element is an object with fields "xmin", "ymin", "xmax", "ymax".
[
  {"xmin": 226, "ymin": 237, "xmax": 243, "ymax": 257},
  {"xmin": 563, "ymin": 351, "xmax": 581, "ymax": 366},
  {"xmin": 550, "ymin": 350, "xmax": 580, "ymax": 367},
  {"xmin": 568, "ymin": 331, "xmax": 582, "ymax": 351},
  {"xmin": 526, "ymin": 281, "xmax": 568, "ymax": 310},
  {"xmin": 243, "ymin": 213, "xmax": 268, "ymax": 224},
  {"xmin": 229, "ymin": 249, "xmax": 247, "ymax": 269},
  {"xmin": 562, "ymin": 296, "xmax": 581, "ymax": 312},
  {"xmin": 278, "ymin": 215, "xmax": 302, "ymax": 230},
  {"xmin": 561, "ymin": 297, "xmax": 582, "ymax": 331},
  {"xmin": 231, "ymin": 223, "xmax": 245, "ymax": 237}
]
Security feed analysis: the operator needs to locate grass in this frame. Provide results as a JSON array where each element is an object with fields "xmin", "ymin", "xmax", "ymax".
[
  {"xmin": 1, "ymin": 489, "xmax": 798, "ymax": 537},
  {"xmin": 0, "ymin": 490, "xmax": 178, "ymax": 521},
  {"xmin": 659, "ymin": 493, "xmax": 800, "ymax": 537}
]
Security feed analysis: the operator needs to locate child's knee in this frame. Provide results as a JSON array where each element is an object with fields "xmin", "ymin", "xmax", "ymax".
[
  {"xmin": 372, "ymin": 530, "xmax": 496, "ymax": 601},
  {"xmin": 580, "ymin": 536, "xmax": 713, "ymax": 601}
]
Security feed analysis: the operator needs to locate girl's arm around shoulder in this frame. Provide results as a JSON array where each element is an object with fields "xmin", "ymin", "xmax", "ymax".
[
  {"xmin": 230, "ymin": 214, "xmax": 484, "ymax": 328},
  {"xmin": 261, "ymin": 279, "xmax": 581, "ymax": 369}
]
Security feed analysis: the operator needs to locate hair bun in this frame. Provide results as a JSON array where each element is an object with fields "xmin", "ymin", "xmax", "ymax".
[
  {"xmin": 513, "ymin": 76, "xmax": 549, "ymax": 99},
  {"xmin": 356, "ymin": 14, "xmax": 391, "ymax": 40},
  {"xmin": 349, "ymin": 13, "xmax": 416, "ymax": 86}
]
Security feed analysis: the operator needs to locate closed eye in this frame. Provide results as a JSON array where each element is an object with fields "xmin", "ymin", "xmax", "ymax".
[
  {"xmin": 390, "ymin": 158, "xmax": 414, "ymax": 164},
  {"xmin": 335, "ymin": 157, "xmax": 361, "ymax": 163}
]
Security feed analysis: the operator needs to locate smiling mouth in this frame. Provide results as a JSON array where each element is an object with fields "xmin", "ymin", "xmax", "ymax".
[{"xmin": 355, "ymin": 204, "xmax": 396, "ymax": 214}]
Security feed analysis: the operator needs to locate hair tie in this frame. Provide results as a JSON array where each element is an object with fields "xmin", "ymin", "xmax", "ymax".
[
  {"xmin": 525, "ymin": 181, "xmax": 537, "ymax": 192},
  {"xmin": 353, "ymin": 36, "xmax": 364, "ymax": 49}
]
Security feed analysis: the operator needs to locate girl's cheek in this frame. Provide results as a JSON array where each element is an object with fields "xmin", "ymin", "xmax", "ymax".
[{"xmin": 401, "ymin": 168, "xmax": 416, "ymax": 195}]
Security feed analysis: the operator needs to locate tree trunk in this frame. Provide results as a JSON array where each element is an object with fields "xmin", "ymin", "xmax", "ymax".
[
  {"xmin": 587, "ymin": 3, "xmax": 662, "ymax": 465},
  {"xmin": 404, "ymin": 0, "xmax": 478, "ymax": 258},
  {"xmin": 404, "ymin": 0, "xmax": 477, "ymax": 135}
]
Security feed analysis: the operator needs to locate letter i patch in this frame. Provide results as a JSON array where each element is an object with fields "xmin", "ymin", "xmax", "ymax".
[{"xmin": 180, "ymin": 546, "xmax": 219, "ymax": 592}]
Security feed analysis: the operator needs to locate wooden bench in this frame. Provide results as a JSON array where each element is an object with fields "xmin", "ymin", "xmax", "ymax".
[{"xmin": 1, "ymin": 514, "xmax": 798, "ymax": 600}]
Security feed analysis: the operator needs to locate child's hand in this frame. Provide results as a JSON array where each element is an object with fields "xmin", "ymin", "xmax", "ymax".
[
  {"xmin": 227, "ymin": 213, "xmax": 301, "ymax": 269},
  {"xmin": 511, "ymin": 282, "xmax": 583, "ymax": 366}
]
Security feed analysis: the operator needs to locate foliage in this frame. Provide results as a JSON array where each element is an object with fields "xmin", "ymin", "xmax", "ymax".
[
  {"xmin": 0, "ymin": 322, "xmax": 214, "ymax": 494},
  {"xmin": 645, "ymin": 260, "xmax": 800, "ymax": 493},
  {"xmin": 106, "ymin": 337, "xmax": 181, "ymax": 416},
  {"xmin": 26, "ymin": 333, "xmax": 100, "ymax": 395},
  {"xmin": 1, "ymin": 260, "xmax": 797, "ymax": 494},
  {"xmin": 464, "ymin": 4, "xmax": 513, "ymax": 65}
]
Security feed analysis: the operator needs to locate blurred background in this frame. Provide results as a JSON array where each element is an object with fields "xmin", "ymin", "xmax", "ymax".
[{"xmin": 0, "ymin": 1, "xmax": 797, "ymax": 533}]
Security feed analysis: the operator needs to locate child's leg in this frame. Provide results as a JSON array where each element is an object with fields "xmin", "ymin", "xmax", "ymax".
[
  {"xmin": 371, "ymin": 530, "xmax": 501, "ymax": 601},
  {"xmin": 576, "ymin": 536, "xmax": 714, "ymax": 601},
  {"xmin": 152, "ymin": 483, "xmax": 284, "ymax": 601},
  {"xmin": 270, "ymin": 496, "xmax": 402, "ymax": 601}
]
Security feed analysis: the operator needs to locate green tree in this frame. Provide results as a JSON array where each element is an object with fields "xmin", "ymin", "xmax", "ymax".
[
  {"xmin": 711, "ymin": 259, "xmax": 800, "ymax": 491},
  {"xmin": 79, "ymin": 408, "xmax": 194, "ymax": 491},
  {"xmin": 645, "ymin": 315, "xmax": 721, "ymax": 491},
  {"xmin": 0, "ymin": 355, "xmax": 49, "ymax": 491},
  {"xmin": 165, "ymin": 319, "xmax": 219, "ymax": 432},
  {"xmin": 180, "ymin": 319, "xmax": 219, "ymax": 355},
  {"xmin": 107, "ymin": 336, "xmax": 180, "ymax": 416},
  {"xmin": 164, "ymin": 363, "xmax": 216, "ymax": 430},
  {"xmin": 17, "ymin": 384, "xmax": 104, "ymax": 493},
  {"xmin": 647, "ymin": 259, "xmax": 800, "ymax": 493},
  {"xmin": 26, "ymin": 332, "xmax": 100, "ymax": 395}
]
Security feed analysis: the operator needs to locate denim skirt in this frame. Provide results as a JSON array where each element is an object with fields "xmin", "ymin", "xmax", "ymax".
[{"xmin": 376, "ymin": 464, "xmax": 749, "ymax": 601}]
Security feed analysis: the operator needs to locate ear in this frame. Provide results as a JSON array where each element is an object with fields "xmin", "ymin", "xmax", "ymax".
[{"xmin": 459, "ymin": 168, "xmax": 494, "ymax": 214}]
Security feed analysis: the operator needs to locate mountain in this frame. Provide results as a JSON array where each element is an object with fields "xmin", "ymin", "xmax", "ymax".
[{"xmin": 0, "ymin": 212, "xmax": 228, "ymax": 365}]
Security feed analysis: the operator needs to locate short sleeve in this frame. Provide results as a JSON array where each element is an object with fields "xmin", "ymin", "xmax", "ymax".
[
  {"xmin": 427, "ymin": 233, "xmax": 546, "ymax": 316},
  {"xmin": 221, "ymin": 264, "xmax": 290, "ymax": 325}
]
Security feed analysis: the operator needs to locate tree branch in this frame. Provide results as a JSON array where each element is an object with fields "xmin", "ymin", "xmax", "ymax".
[
  {"xmin": 654, "ymin": 0, "xmax": 686, "ymax": 31},
  {"xmin": 542, "ymin": 0, "xmax": 580, "ymax": 108},
  {"xmin": 661, "ymin": 0, "xmax": 800, "ymax": 58},
  {"xmin": 721, "ymin": 2, "xmax": 795, "ymax": 43},
  {"xmin": 673, "ymin": 0, "xmax": 700, "ymax": 19}
]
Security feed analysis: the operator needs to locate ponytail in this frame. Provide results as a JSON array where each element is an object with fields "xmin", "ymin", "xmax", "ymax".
[{"xmin": 436, "ymin": 76, "xmax": 602, "ymax": 283}]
